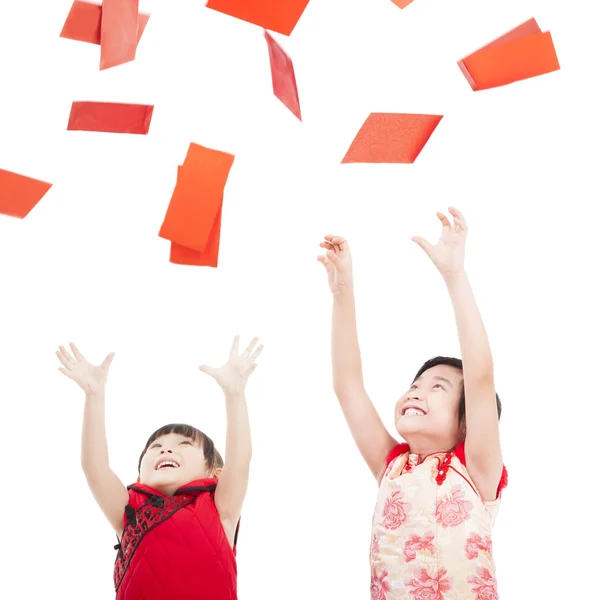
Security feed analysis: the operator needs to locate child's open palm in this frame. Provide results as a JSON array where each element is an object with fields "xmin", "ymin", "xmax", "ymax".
[
  {"xmin": 56, "ymin": 343, "xmax": 115, "ymax": 395},
  {"xmin": 199, "ymin": 336, "xmax": 263, "ymax": 396},
  {"xmin": 317, "ymin": 235, "xmax": 353, "ymax": 294},
  {"xmin": 412, "ymin": 206, "xmax": 468, "ymax": 276}
]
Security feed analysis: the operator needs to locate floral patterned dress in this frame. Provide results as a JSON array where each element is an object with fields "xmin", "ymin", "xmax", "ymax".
[{"xmin": 370, "ymin": 442, "xmax": 507, "ymax": 600}]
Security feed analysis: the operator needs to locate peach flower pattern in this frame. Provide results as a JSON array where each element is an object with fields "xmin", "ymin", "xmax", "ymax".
[
  {"xmin": 466, "ymin": 567, "xmax": 498, "ymax": 600},
  {"xmin": 405, "ymin": 567, "xmax": 451, "ymax": 600},
  {"xmin": 371, "ymin": 567, "xmax": 391, "ymax": 600},
  {"xmin": 404, "ymin": 532, "xmax": 435, "ymax": 562},
  {"xmin": 435, "ymin": 485, "xmax": 473, "ymax": 528},
  {"xmin": 465, "ymin": 533, "xmax": 492, "ymax": 560},
  {"xmin": 383, "ymin": 489, "xmax": 411, "ymax": 530}
]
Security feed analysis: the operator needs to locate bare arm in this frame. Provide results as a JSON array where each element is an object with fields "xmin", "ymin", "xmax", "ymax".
[
  {"xmin": 322, "ymin": 238, "xmax": 397, "ymax": 480},
  {"xmin": 81, "ymin": 390, "xmax": 129, "ymax": 537},
  {"xmin": 213, "ymin": 392, "xmax": 251, "ymax": 532},
  {"xmin": 444, "ymin": 270, "xmax": 503, "ymax": 499},
  {"xmin": 57, "ymin": 344, "xmax": 128, "ymax": 537}
]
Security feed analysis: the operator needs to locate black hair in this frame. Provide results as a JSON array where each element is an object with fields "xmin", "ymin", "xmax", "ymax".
[
  {"xmin": 412, "ymin": 356, "xmax": 502, "ymax": 428},
  {"xmin": 137, "ymin": 423, "xmax": 223, "ymax": 473}
]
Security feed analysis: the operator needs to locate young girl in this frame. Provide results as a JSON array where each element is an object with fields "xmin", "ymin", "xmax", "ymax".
[
  {"xmin": 317, "ymin": 207, "xmax": 507, "ymax": 600},
  {"xmin": 56, "ymin": 335, "xmax": 263, "ymax": 600}
]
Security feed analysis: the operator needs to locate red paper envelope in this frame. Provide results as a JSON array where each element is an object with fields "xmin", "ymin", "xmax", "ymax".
[
  {"xmin": 67, "ymin": 101, "xmax": 154, "ymax": 134},
  {"xmin": 264, "ymin": 31, "xmax": 302, "ymax": 121},
  {"xmin": 458, "ymin": 18, "xmax": 560, "ymax": 91},
  {"xmin": 159, "ymin": 144, "xmax": 235, "ymax": 267},
  {"xmin": 206, "ymin": 0, "xmax": 310, "ymax": 36},
  {"xmin": 391, "ymin": 0, "xmax": 415, "ymax": 8},
  {"xmin": 0, "ymin": 169, "xmax": 52, "ymax": 218},
  {"xmin": 100, "ymin": 0, "xmax": 140, "ymax": 70},
  {"xmin": 342, "ymin": 113, "xmax": 443, "ymax": 164},
  {"xmin": 60, "ymin": 1, "xmax": 149, "ymax": 46}
]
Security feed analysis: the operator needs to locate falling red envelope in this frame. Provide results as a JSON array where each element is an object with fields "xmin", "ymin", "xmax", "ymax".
[
  {"xmin": 390, "ymin": 0, "xmax": 415, "ymax": 8},
  {"xmin": 100, "ymin": 0, "xmax": 140, "ymax": 70},
  {"xmin": 0, "ymin": 169, "xmax": 53, "ymax": 218},
  {"xmin": 60, "ymin": 1, "xmax": 150, "ymax": 46},
  {"xmin": 159, "ymin": 144, "xmax": 235, "ymax": 267},
  {"xmin": 67, "ymin": 101, "xmax": 154, "ymax": 134},
  {"xmin": 458, "ymin": 18, "xmax": 560, "ymax": 91},
  {"xmin": 264, "ymin": 31, "xmax": 301, "ymax": 121},
  {"xmin": 342, "ymin": 113, "xmax": 443, "ymax": 164},
  {"xmin": 206, "ymin": 0, "xmax": 310, "ymax": 36}
]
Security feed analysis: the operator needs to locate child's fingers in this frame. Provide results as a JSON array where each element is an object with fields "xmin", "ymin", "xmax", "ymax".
[
  {"xmin": 101, "ymin": 352, "xmax": 115, "ymax": 370},
  {"xmin": 229, "ymin": 335, "xmax": 240, "ymax": 358},
  {"xmin": 58, "ymin": 345, "xmax": 74, "ymax": 363},
  {"xmin": 248, "ymin": 344, "xmax": 264, "ymax": 364},
  {"xmin": 58, "ymin": 367, "xmax": 76, "ymax": 380},
  {"xmin": 448, "ymin": 206, "xmax": 467, "ymax": 230},
  {"xmin": 436, "ymin": 212, "xmax": 451, "ymax": 229},
  {"xmin": 242, "ymin": 337, "xmax": 259, "ymax": 357},
  {"xmin": 320, "ymin": 241, "xmax": 334, "ymax": 251},
  {"xmin": 69, "ymin": 343, "xmax": 86, "ymax": 362},
  {"xmin": 411, "ymin": 236, "xmax": 433, "ymax": 257},
  {"xmin": 198, "ymin": 364, "xmax": 218, "ymax": 378},
  {"xmin": 56, "ymin": 350, "xmax": 73, "ymax": 369}
]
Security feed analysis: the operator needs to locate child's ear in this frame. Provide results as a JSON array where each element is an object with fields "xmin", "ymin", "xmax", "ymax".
[
  {"xmin": 212, "ymin": 467, "xmax": 223, "ymax": 480},
  {"xmin": 136, "ymin": 476, "xmax": 141, "ymax": 483}
]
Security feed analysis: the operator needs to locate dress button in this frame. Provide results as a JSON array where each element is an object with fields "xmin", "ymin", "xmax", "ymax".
[{"xmin": 439, "ymin": 470, "xmax": 444, "ymax": 475}]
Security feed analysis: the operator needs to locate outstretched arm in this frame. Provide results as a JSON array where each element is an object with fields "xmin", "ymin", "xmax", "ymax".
[
  {"xmin": 201, "ymin": 336, "xmax": 262, "ymax": 543},
  {"xmin": 412, "ymin": 208, "xmax": 503, "ymax": 500},
  {"xmin": 319, "ymin": 236, "xmax": 397, "ymax": 481},
  {"xmin": 57, "ymin": 344, "xmax": 129, "ymax": 536}
]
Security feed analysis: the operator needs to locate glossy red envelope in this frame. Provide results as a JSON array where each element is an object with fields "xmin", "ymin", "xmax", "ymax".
[
  {"xmin": 342, "ymin": 113, "xmax": 443, "ymax": 164},
  {"xmin": 206, "ymin": 0, "xmax": 310, "ymax": 36},
  {"xmin": 264, "ymin": 31, "xmax": 301, "ymax": 121},
  {"xmin": 458, "ymin": 18, "xmax": 560, "ymax": 91},
  {"xmin": 159, "ymin": 144, "xmax": 235, "ymax": 267},
  {"xmin": 60, "ymin": 1, "xmax": 149, "ymax": 46},
  {"xmin": 0, "ymin": 169, "xmax": 53, "ymax": 218},
  {"xmin": 100, "ymin": 0, "xmax": 140, "ymax": 70},
  {"xmin": 67, "ymin": 101, "xmax": 153, "ymax": 134}
]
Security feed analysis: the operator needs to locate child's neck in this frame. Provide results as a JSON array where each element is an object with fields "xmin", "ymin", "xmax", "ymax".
[{"xmin": 404, "ymin": 436, "xmax": 460, "ymax": 461}]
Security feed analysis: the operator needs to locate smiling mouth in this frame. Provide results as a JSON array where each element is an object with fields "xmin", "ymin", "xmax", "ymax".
[
  {"xmin": 155, "ymin": 460, "xmax": 180, "ymax": 471},
  {"xmin": 402, "ymin": 408, "xmax": 426, "ymax": 416}
]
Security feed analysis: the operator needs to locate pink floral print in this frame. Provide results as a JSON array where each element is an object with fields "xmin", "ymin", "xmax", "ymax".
[
  {"xmin": 405, "ymin": 567, "xmax": 452, "ymax": 600},
  {"xmin": 435, "ymin": 485, "xmax": 473, "ymax": 528},
  {"xmin": 464, "ymin": 533, "xmax": 492, "ymax": 559},
  {"xmin": 371, "ymin": 534, "xmax": 381, "ymax": 555},
  {"xmin": 383, "ymin": 489, "xmax": 411, "ymax": 530},
  {"xmin": 466, "ymin": 567, "xmax": 498, "ymax": 600},
  {"xmin": 404, "ymin": 532, "xmax": 435, "ymax": 562},
  {"xmin": 371, "ymin": 567, "xmax": 391, "ymax": 600}
]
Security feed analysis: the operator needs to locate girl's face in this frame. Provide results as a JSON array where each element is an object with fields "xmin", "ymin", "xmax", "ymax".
[
  {"xmin": 395, "ymin": 364, "xmax": 464, "ymax": 448},
  {"xmin": 139, "ymin": 432, "xmax": 220, "ymax": 495}
]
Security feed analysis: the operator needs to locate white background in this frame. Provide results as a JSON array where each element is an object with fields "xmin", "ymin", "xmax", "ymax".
[{"xmin": 1, "ymin": 0, "xmax": 596, "ymax": 598}]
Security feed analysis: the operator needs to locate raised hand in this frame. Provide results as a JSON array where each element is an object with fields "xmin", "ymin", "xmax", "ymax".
[
  {"xmin": 56, "ymin": 343, "xmax": 115, "ymax": 395},
  {"xmin": 411, "ymin": 206, "xmax": 468, "ymax": 277},
  {"xmin": 199, "ymin": 336, "xmax": 263, "ymax": 397},
  {"xmin": 317, "ymin": 235, "xmax": 353, "ymax": 295}
]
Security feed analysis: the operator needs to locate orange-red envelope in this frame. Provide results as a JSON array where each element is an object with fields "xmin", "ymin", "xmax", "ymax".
[
  {"xmin": 264, "ymin": 31, "xmax": 302, "ymax": 121},
  {"xmin": 390, "ymin": 0, "xmax": 415, "ymax": 8},
  {"xmin": 458, "ymin": 18, "xmax": 560, "ymax": 91},
  {"xmin": 67, "ymin": 101, "xmax": 153, "ymax": 134},
  {"xmin": 60, "ymin": 1, "xmax": 150, "ymax": 46},
  {"xmin": 206, "ymin": 0, "xmax": 310, "ymax": 36},
  {"xmin": 342, "ymin": 113, "xmax": 443, "ymax": 164},
  {"xmin": 0, "ymin": 169, "xmax": 52, "ymax": 218},
  {"xmin": 159, "ymin": 144, "xmax": 235, "ymax": 268},
  {"xmin": 100, "ymin": 0, "xmax": 140, "ymax": 70}
]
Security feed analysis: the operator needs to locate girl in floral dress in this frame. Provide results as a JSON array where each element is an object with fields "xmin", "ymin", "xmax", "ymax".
[{"xmin": 317, "ymin": 207, "xmax": 507, "ymax": 600}]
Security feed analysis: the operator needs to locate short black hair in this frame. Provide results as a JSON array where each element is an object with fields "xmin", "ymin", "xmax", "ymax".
[{"xmin": 137, "ymin": 423, "xmax": 223, "ymax": 473}]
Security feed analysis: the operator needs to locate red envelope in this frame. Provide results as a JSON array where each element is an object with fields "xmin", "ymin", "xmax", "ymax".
[
  {"xmin": 390, "ymin": 0, "xmax": 415, "ymax": 8},
  {"xmin": 264, "ymin": 31, "xmax": 302, "ymax": 121},
  {"xmin": 100, "ymin": 0, "xmax": 140, "ymax": 71},
  {"xmin": 458, "ymin": 18, "xmax": 560, "ymax": 91},
  {"xmin": 159, "ymin": 144, "xmax": 235, "ymax": 267},
  {"xmin": 67, "ymin": 101, "xmax": 154, "ymax": 134},
  {"xmin": 60, "ymin": 1, "xmax": 150, "ymax": 46},
  {"xmin": 206, "ymin": 0, "xmax": 310, "ymax": 36},
  {"xmin": 0, "ymin": 169, "xmax": 53, "ymax": 218},
  {"xmin": 342, "ymin": 113, "xmax": 443, "ymax": 164}
]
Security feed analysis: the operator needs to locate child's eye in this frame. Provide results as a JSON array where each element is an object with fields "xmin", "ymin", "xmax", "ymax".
[{"xmin": 181, "ymin": 441, "xmax": 192, "ymax": 445}]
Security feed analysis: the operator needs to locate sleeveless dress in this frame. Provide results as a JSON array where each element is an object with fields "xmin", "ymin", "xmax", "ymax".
[
  {"xmin": 114, "ymin": 478, "xmax": 239, "ymax": 600},
  {"xmin": 370, "ymin": 442, "xmax": 507, "ymax": 600}
]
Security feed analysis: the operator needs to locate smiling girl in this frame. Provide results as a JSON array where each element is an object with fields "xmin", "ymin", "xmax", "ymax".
[{"xmin": 317, "ymin": 207, "xmax": 507, "ymax": 600}]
